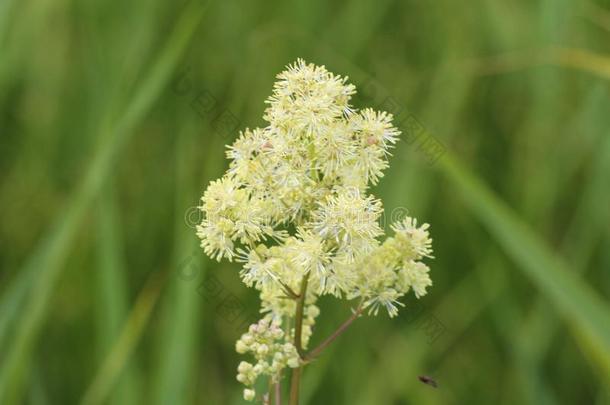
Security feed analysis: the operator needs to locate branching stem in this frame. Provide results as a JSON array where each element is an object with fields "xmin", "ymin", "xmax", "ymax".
[{"xmin": 304, "ymin": 302, "xmax": 364, "ymax": 362}]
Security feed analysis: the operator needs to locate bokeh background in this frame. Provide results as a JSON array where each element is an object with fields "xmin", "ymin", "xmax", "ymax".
[{"xmin": 1, "ymin": 0, "xmax": 610, "ymax": 404}]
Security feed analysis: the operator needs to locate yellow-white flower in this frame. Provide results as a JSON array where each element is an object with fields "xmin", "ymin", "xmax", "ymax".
[{"xmin": 195, "ymin": 58, "xmax": 435, "ymax": 393}]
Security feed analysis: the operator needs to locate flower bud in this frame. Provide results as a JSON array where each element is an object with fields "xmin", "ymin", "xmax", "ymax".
[{"xmin": 243, "ymin": 388, "xmax": 256, "ymax": 401}]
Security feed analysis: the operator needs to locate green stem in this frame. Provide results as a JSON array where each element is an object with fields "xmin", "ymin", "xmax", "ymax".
[
  {"xmin": 267, "ymin": 378, "xmax": 274, "ymax": 405},
  {"xmin": 274, "ymin": 381, "xmax": 282, "ymax": 405},
  {"xmin": 289, "ymin": 367, "xmax": 302, "ymax": 405},
  {"xmin": 293, "ymin": 274, "xmax": 309, "ymax": 359},
  {"xmin": 304, "ymin": 303, "xmax": 364, "ymax": 361},
  {"xmin": 289, "ymin": 273, "xmax": 309, "ymax": 405}
]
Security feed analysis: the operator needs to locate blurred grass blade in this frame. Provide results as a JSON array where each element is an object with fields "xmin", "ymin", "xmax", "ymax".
[
  {"xmin": 152, "ymin": 124, "xmax": 204, "ymax": 405},
  {"xmin": 515, "ymin": 85, "xmax": 610, "ymax": 379},
  {"xmin": 0, "ymin": 3, "xmax": 207, "ymax": 403},
  {"xmin": 549, "ymin": 47, "xmax": 610, "ymax": 80},
  {"xmin": 152, "ymin": 241, "xmax": 203, "ymax": 405},
  {"xmin": 0, "ymin": 259, "xmax": 36, "ymax": 350},
  {"xmin": 95, "ymin": 190, "xmax": 138, "ymax": 405},
  {"xmin": 81, "ymin": 272, "xmax": 164, "ymax": 405},
  {"xmin": 0, "ymin": 0, "xmax": 16, "ymax": 42},
  {"xmin": 438, "ymin": 152, "xmax": 610, "ymax": 378}
]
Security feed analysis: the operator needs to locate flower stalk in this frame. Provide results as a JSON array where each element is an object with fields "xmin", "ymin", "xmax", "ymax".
[
  {"xmin": 293, "ymin": 274, "xmax": 310, "ymax": 359},
  {"xmin": 196, "ymin": 59, "xmax": 435, "ymax": 403},
  {"xmin": 304, "ymin": 301, "xmax": 364, "ymax": 362},
  {"xmin": 289, "ymin": 273, "xmax": 309, "ymax": 405}
]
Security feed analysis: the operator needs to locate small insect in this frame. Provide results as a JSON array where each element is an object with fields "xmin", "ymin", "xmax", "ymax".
[{"xmin": 418, "ymin": 375, "xmax": 438, "ymax": 388}]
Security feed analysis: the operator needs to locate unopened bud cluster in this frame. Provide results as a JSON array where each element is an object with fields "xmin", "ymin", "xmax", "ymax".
[{"xmin": 235, "ymin": 317, "xmax": 300, "ymax": 383}]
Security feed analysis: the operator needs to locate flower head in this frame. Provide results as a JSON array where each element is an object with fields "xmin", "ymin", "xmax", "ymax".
[{"xmin": 195, "ymin": 59, "xmax": 435, "ymax": 394}]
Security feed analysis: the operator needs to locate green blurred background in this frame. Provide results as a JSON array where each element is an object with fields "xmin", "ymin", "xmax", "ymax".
[{"xmin": 1, "ymin": 0, "xmax": 610, "ymax": 404}]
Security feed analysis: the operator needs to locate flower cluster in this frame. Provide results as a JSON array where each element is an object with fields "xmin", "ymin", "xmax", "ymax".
[
  {"xmin": 235, "ymin": 317, "xmax": 300, "ymax": 399},
  {"xmin": 196, "ymin": 59, "xmax": 434, "ymax": 401}
]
